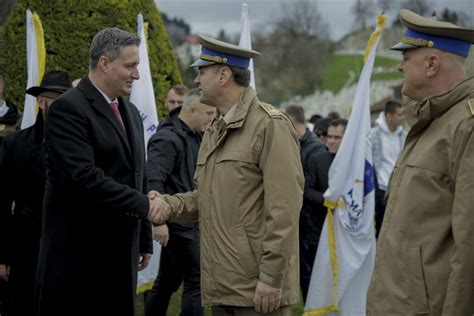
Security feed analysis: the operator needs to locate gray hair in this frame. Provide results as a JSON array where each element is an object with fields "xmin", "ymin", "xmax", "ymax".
[
  {"xmin": 89, "ymin": 27, "xmax": 140, "ymax": 70},
  {"xmin": 181, "ymin": 95, "xmax": 204, "ymax": 111}
]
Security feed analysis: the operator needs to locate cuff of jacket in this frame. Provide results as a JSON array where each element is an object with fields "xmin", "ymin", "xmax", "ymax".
[{"xmin": 259, "ymin": 271, "xmax": 283, "ymax": 289}]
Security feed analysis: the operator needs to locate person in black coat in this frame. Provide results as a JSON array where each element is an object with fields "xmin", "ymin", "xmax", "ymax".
[
  {"xmin": 0, "ymin": 73, "xmax": 22, "ymax": 145},
  {"xmin": 145, "ymin": 92, "xmax": 215, "ymax": 316},
  {"xmin": 0, "ymin": 71, "xmax": 72, "ymax": 316},
  {"xmin": 35, "ymin": 28, "xmax": 159, "ymax": 316},
  {"xmin": 301, "ymin": 118, "xmax": 347, "ymax": 302}
]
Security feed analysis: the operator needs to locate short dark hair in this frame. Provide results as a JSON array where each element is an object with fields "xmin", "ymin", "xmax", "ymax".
[
  {"xmin": 89, "ymin": 28, "xmax": 140, "ymax": 70},
  {"xmin": 169, "ymin": 84, "xmax": 189, "ymax": 97},
  {"xmin": 384, "ymin": 100, "xmax": 402, "ymax": 115},
  {"xmin": 329, "ymin": 118, "xmax": 348, "ymax": 129},
  {"xmin": 313, "ymin": 117, "xmax": 331, "ymax": 136},
  {"xmin": 229, "ymin": 65, "xmax": 251, "ymax": 87},
  {"xmin": 327, "ymin": 111, "xmax": 341, "ymax": 120},
  {"xmin": 309, "ymin": 114, "xmax": 322, "ymax": 124},
  {"xmin": 213, "ymin": 65, "xmax": 251, "ymax": 87},
  {"xmin": 284, "ymin": 104, "xmax": 305, "ymax": 124}
]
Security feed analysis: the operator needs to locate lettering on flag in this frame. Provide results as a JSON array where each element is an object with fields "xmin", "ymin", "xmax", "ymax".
[{"xmin": 304, "ymin": 14, "xmax": 387, "ymax": 316}]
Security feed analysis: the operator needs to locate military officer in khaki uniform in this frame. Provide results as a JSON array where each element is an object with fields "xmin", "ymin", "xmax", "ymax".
[
  {"xmin": 148, "ymin": 34, "xmax": 304, "ymax": 315},
  {"xmin": 367, "ymin": 10, "xmax": 474, "ymax": 315}
]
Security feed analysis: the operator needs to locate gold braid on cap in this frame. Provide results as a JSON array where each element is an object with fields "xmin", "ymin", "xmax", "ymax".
[
  {"xmin": 200, "ymin": 53, "xmax": 228, "ymax": 64},
  {"xmin": 401, "ymin": 37, "xmax": 434, "ymax": 48}
]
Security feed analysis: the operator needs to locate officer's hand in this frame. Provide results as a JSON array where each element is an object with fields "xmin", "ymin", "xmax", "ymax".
[
  {"xmin": 253, "ymin": 281, "xmax": 282, "ymax": 314},
  {"xmin": 153, "ymin": 224, "xmax": 169, "ymax": 247}
]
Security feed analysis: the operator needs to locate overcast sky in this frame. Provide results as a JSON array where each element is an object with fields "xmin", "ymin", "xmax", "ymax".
[{"xmin": 155, "ymin": 0, "xmax": 473, "ymax": 41}]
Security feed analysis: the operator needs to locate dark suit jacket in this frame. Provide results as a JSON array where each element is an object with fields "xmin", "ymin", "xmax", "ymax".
[
  {"xmin": 301, "ymin": 151, "xmax": 335, "ymax": 245},
  {"xmin": 0, "ymin": 113, "xmax": 45, "ymax": 316},
  {"xmin": 36, "ymin": 76, "xmax": 152, "ymax": 316}
]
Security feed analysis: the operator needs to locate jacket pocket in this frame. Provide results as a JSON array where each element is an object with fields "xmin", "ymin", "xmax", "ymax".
[
  {"xmin": 234, "ymin": 225, "xmax": 258, "ymax": 278},
  {"xmin": 406, "ymin": 246, "xmax": 429, "ymax": 314},
  {"xmin": 405, "ymin": 152, "xmax": 449, "ymax": 175},
  {"xmin": 216, "ymin": 150, "xmax": 259, "ymax": 164}
]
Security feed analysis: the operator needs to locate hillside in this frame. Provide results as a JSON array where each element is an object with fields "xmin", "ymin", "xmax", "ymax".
[{"xmin": 318, "ymin": 54, "xmax": 402, "ymax": 93}]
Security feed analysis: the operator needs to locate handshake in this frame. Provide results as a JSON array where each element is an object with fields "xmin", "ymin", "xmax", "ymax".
[{"xmin": 146, "ymin": 190, "xmax": 171, "ymax": 224}]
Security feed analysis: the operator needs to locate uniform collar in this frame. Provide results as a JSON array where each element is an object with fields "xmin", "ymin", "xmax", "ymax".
[{"xmin": 413, "ymin": 76, "xmax": 474, "ymax": 123}]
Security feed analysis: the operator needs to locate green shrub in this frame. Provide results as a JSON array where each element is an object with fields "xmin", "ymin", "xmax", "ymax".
[{"xmin": 0, "ymin": 0, "xmax": 181, "ymax": 118}]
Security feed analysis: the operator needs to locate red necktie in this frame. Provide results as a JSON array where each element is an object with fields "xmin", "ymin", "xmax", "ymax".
[{"xmin": 110, "ymin": 102, "xmax": 125, "ymax": 130}]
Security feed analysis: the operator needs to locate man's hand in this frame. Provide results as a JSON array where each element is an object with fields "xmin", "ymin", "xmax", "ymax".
[
  {"xmin": 153, "ymin": 224, "xmax": 169, "ymax": 247},
  {"xmin": 253, "ymin": 281, "xmax": 282, "ymax": 314},
  {"xmin": 146, "ymin": 195, "xmax": 171, "ymax": 224},
  {"xmin": 138, "ymin": 253, "xmax": 151, "ymax": 271},
  {"xmin": 148, "ymin": 190, "xmax": 161, "ymax": 200},
  {"xmin": 0, "ymin": 264, "xmax": 9, "ymax": 280}
]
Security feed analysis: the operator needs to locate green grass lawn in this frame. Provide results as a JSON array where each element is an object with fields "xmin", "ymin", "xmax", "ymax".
[
  {"xmin": 319, "ymin": 54, "xmax": 402, "ymax": 93},
  {"xmin": 136, "ymin": 288, "xmax": 305, "ymax": 315}
]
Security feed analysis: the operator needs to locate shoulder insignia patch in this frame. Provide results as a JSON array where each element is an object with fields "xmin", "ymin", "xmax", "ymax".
[
  {"xmin": 468, "ymin": 99, "xmax": 474, "ymax": 116},
  {"xmin": 259, "ymin": 103, "xmax": 282, "ymax": 118},
  {"xmin": 0, "ymin": 124, "xmax": 5, "ymax": 131}
]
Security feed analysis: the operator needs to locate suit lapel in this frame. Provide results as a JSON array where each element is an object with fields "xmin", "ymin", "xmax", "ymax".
[
  {"xmin": 119, "ymin": 98, "xmax": 140, "ymax": 164},
  {"xmin": 78, "ymin": 77, "xmax": 133, "ymax": 162}
]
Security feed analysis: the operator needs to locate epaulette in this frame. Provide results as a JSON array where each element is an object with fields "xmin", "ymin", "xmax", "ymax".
[
  {"xmin": 259, "ymin": 103, "xmax": 283, "ymax": 118},
  {"xmin": 468, "ymin": 99, "xmax": 474, "ymax": 116}
]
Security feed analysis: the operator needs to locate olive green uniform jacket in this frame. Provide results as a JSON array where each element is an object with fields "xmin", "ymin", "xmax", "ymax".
[
  {"xmin": 367, "ymin": 77, "xmax": 474, "ymax": 315},
  {"xmin": 165, "ymin": 87, "xmax": 304, "ymax": 306}
]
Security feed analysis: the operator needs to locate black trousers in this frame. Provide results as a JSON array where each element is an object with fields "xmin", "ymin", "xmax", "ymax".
[
  {"xmin": 299, "ymin": 238, "xmax": 318, "ymax": 303},
  {"xmin": 144, "ymin": 229, "xmax": 203, "ymax": 316}
]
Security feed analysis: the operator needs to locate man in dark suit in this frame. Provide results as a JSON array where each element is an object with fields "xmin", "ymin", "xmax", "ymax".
[
  {"xmin": 0, "ymin": 70, "xmax": 72, "ymax": 316},
  {"xmin": 35, "ymin": 28, "xmax": 163, "ymax": 316},
  {"xmin": 302, "ymin": 118, "xmax": 347, "ymax": 301}
]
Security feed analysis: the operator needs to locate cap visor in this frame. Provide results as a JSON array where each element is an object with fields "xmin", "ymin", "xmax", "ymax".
[
  {"xmin": 190, "ymin": 59, "xmax": 216, "ymax": 68},
  {"xmin": 390, "ymin": 42, "xmax": 418, "ymax": 51}
]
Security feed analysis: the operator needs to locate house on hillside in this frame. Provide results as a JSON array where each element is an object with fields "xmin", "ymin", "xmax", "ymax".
[{"xmin": 175, "ymin": 35, "xmax": 201, "ymax": 68}]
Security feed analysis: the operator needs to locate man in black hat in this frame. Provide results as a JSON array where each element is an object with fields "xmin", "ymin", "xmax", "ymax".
[
  {"xmin": 367, "ymin": 10, "xmax": 474, "ymax": 315},
  {"xmin": 0, "ymin": 70, "xmax": 72, "ymax": 316}
]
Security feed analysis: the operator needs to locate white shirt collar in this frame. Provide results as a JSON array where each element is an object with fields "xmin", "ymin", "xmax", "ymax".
[{"xmin": 90, "ymin": 81, "xmax": 117, "ymax": 105}]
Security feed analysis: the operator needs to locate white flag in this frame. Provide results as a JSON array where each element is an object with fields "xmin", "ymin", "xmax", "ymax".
[
  {"xmin": 239, "ymin": 3, "xmax": 256, "ymax": 89},
  {"xmin": 304, "ymin": 14, "xmax": 387, "ymax": 316},
  {"xmin": 22, "ymin": 10, "xmax": 45, "ymax": 129},
  {"xmin": 131, "ymin": 13, "xmax": 161, "ymax": 294},
  {"xmin": 130, "ymin": 13, "xmax": 159, "ymax": 146}
]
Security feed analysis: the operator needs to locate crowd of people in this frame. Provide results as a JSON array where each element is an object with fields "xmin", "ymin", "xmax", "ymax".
[{"xmin": 0, "ymin": 8, "xmax": 473, "ymax": 316}]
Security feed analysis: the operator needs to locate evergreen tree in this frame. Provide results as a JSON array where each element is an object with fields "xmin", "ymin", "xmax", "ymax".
[{"xmin": 0, "ymin": 0, "xmax": 182, "ymax": 117}]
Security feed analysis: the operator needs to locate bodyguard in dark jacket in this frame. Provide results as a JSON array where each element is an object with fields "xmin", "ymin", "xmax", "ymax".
[
  {"xmin": 301, "ymin": 118, "xmax": 347, "ymax": 302},
  {"xmin": 145, "ymin": 93, "xmax": 215, "ymax": 316},
  {"xmin": 35, "ymin": 28, "xmax": 154, "ymax": 316},
  {"xmin": 283, "ymin": 105, "xmax": 326, "ymax": 303},
  {"xmin": 0, "ymin": 70, "xmax": 72, "ymax": 316}
]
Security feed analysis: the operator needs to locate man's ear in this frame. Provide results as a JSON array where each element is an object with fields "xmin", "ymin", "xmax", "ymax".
[
  {"xmin": 218, "ymin": 67, "xmax": 232, "ymax": 86},
  {"xmin": 425, "ymin": 54, "xmax": 441, "ymax": 78},
  {"xmin": 97, "ymin": 56, "xmax": 110, "ymax": 73}
]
